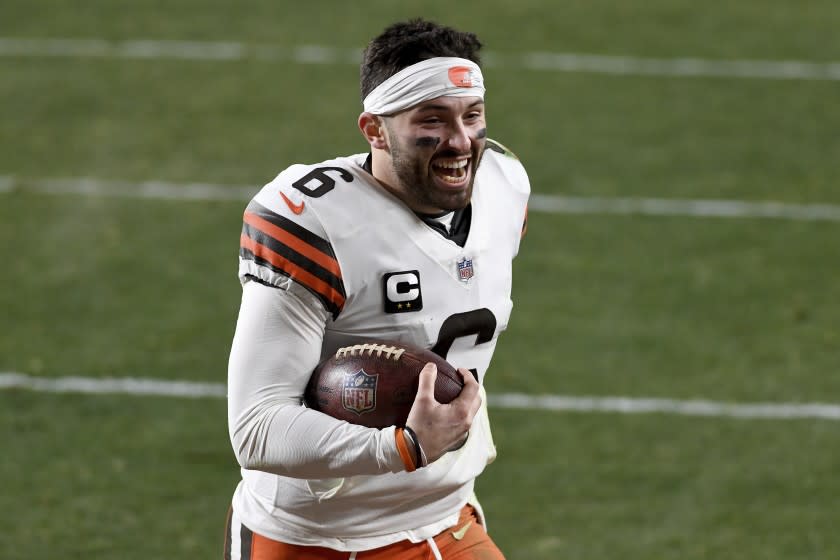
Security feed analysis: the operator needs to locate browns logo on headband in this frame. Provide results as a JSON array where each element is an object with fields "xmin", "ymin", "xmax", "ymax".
[
  {"xmin": 363, "ymin": 57, "xmax": 485, "ymax": 116},
  {"xmin": 448, "ymin": 66, "xmax": 478, "ymax": 88}
]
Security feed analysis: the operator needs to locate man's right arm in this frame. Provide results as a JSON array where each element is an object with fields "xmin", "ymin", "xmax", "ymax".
[{"xmin": 227, "ymin": 280, "xmax": 407, "ymax": 478}]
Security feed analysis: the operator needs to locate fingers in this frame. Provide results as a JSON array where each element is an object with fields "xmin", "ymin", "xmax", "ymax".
[
  {"xmin": 404, "ymin": 363, "xmax": 482, "ymax": 466},
  {"xmin": 456, "ymin": 367, "xmax": 481, "ymax": 413},
  {"xmin": 416, "ymin": 362, "xmax": 438, "ymax": 398},
  {"xmin": 458, "ymin": 367, "xmax": 478, "ymax": 387}
]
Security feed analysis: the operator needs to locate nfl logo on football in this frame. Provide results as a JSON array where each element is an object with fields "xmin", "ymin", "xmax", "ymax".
[
  {"xmin": 457, "ymin": 257, "xmax": 474, "ymax": 282},
  {"xmin": 342, "ymin": 370, "xmax": 378, "ymax": 415}
]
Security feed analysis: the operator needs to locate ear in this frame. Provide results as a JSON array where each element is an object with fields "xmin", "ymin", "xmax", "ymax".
[{"xmin": 358, "ymin": 112, "xmax": 388, "ymax": 150}]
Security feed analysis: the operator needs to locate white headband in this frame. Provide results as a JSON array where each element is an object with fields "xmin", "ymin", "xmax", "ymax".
[{"xmin": 363, "ymin": 57, "xmax": 485, "ymax": 115}]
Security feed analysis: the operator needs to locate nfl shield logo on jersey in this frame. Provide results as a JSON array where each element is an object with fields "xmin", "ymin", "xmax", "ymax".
[
  {"xmin": 342, "ymin": 370, "xmax": 378, "ymax": 415},
  {"xmin": 456, "ymin": 257, "xmax": 474, "ymax": 282}
]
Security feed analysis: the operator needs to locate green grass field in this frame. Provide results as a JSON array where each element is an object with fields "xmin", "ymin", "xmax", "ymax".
[{"xmin": 2, "ymin": 1, "xmax": 840, "ymax": 558}]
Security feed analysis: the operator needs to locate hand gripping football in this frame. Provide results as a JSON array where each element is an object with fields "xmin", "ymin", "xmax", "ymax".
[{"xmin": 304, "ymin": 340, "xmax": 463, "ymax": 428}]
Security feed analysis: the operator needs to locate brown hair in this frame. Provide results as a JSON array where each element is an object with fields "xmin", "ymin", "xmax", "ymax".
[{"xmin": 359, "ymin": 19, "xmax": 483, "ymax": 102}]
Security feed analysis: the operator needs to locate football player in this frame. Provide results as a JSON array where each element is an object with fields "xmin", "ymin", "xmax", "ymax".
[{"xmin": 226, "ymin": 18, "xmax": 530, "ymax": 560}]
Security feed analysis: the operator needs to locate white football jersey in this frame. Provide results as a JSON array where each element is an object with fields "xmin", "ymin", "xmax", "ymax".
[{"xmin": 232, "ymin": 141, "xmax": 530, "ymax": 550}]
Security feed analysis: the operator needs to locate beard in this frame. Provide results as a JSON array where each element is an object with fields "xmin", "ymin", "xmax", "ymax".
[{"xmin": 387, "ymin": 129, "xmax": 485, "ymax": 213}]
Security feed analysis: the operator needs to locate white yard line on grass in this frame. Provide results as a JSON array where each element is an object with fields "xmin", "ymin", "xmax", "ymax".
[
  {"xmin": 2, "ymin": 372, "xmax": 839, "ymax": 420},
  {"xmin": 528, "ymin": 193, "xmax": 840, "ymax": 222},
  {"xmin": 3, "ymin": 175, "xmax": 840, "ymax": 222},
  {"xmin": 0, "ymin": 372, "xmax": 227, "ymax": 398},
  {"xmin": 2, "ymin": 37, "xmax": 840, "ymax": 82},
  {"xmin": 0, "ymin": 175, "xmax": 15, "ymax": 193},
  {"xmin": 2, "ymin": 176, "xmax": 258, "ymax": 202}
]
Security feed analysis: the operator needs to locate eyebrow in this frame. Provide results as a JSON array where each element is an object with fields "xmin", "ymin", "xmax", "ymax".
[{"xmin": 415, "ymin": 100, "xmax": 485, "ymax": 112}]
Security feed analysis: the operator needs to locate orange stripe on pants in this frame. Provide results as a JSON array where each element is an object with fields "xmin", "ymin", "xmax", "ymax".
[{"xmin": 237, "ymin": 505, "xmax": 505, "ymax": 560}]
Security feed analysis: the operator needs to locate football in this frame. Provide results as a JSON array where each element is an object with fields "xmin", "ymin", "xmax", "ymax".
[{"xmin": 304, "ymin": 340, "xmax": 463, "ymax": 428}]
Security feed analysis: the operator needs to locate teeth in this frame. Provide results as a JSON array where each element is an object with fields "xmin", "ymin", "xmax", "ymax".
[
  {"xmin": 439, "ymin": 174, "xmax": 464, "ymax": 183},
  {"xmin": 432, "ymin": 158, "xmax": 470, "ymax": 184},
  {"xmin": 433, "ymin": 159, "xmax": 468, "ymax": 170}
]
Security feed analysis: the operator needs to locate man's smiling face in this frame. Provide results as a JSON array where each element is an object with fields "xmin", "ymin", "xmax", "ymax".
[{"xmin": 380, "ymin": 95, "xmax": 487, "ymax": 214}]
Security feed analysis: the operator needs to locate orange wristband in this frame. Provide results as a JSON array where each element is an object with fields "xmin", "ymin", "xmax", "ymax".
[{"xmin": 395, "ymin": 428, "xmax": 417, "ymax": 472}]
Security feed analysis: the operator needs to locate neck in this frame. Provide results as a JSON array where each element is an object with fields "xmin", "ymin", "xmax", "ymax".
[{"xmin": 369, "ymin": 150, "xmax": 404, "ymax": 202}]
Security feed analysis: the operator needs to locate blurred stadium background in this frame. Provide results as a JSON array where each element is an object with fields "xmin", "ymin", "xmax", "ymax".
[{"xmin": 2, "ymin": 1, "xmax": 839, "ymax": 558}]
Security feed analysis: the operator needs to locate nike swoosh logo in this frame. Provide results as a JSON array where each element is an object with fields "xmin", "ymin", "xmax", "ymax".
[
  {"xmin": 280, "ymin": 192, "xmax": 305, "ymax": 214},
  {"xmin": 451, "ymin": 520, "xmax": 472, "ymax": 541}
]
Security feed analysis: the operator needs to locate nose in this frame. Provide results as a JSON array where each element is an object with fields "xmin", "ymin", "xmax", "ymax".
[{"xmin": 446, "ymin": 120, "xmax": 471, "ymax": 153}]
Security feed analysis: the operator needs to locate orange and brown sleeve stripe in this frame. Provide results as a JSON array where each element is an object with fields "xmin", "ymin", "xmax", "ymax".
[{"xmin": 240, "ymin": 201, "xmax": 346, "ymax": 317}]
